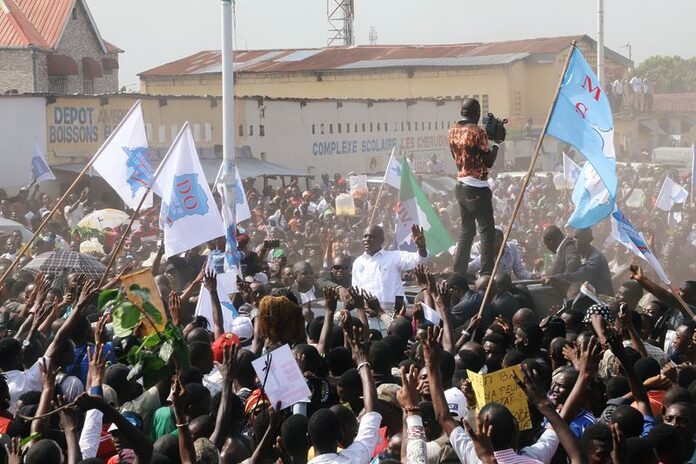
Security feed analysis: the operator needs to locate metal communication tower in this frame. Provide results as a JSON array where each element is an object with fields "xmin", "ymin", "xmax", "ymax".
[{"xmin": 327, "ymin": 0, "xmax": 354, "ymax": 47}]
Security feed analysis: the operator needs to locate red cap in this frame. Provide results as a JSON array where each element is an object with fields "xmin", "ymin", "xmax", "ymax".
[{"xmin": 211, "ymin": 333, "xmax": 240, "ymax": 363}]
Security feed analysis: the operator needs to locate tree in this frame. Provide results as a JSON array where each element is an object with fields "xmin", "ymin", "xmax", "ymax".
[{"xmin": 635, "ymin": 55, "xmax": 696, "ymax": 93}]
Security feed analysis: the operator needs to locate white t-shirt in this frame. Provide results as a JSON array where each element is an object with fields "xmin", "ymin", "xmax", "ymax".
[
  {"xmin": 64, "ymin": 203, "xmax": 86, "ymax": 227},
  {"xmin": 612, "ymin": 79, "xmax": 623, "ymax": 95},
  {"xmin": 629, "ymin": 76, "xmax": 643, "ymax": 93}
]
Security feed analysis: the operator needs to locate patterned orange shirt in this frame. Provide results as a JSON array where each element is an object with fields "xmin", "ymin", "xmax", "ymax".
[{"xmin": 448, "ymin": 124, "xmax": 490, "ymax": 180}]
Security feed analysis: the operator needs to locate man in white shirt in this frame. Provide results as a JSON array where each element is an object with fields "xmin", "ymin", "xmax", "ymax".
[
  {"xmin": 426, "ymin": 154, "xmax": 445, "ymax": 174},
  {"xmin": 351, "ymin": 224, "xmax": 430, "ymax": 308},
  {"xmin": 629, "ymin": 75, "xmax": 643, "ymax": 113},
  {"xmin": 64, "ymin": 189, "xmax": 89, "ymax": 227}
]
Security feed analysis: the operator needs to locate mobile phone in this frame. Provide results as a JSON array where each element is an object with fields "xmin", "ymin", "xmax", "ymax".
[{"xmin": 394, "ymin": 296, "xmax": 405, "ymax": 311}]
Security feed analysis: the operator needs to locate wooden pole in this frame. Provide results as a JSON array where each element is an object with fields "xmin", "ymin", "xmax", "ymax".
[
  {"xmin": 477, "ymin": 42, "xmax": 577, "ymax": 318},
  {"xmin": 368, "ymin": 147, "xmax": 396, "ymax": 227},
  {"xmin": 0, "ymin": 101, "xmax": 142, "ymax": 285},
  {"xmin": 97, "ymin": 191, "xmax": 150, "ymax": 287},
  {"xmin": 368, "ymin": 180, "xmax": 387, "ymax": 227}
]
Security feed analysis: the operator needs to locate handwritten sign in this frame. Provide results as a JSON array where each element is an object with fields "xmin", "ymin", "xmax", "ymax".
[
  {"xmin": 251, "ymin": 344, "xmax": 311, "ymax": 409},
  {"xmin": 466, "ymin": 365, "xmax": 531, "ymax": 430}
]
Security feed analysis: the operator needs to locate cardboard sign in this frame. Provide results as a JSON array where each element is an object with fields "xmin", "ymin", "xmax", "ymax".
[
  {"xmin": 121, "ymin": 268, "xmax": 167, "ymax": 333},
  {"xmin": 251, "ymin": 344, "xmax": 311, "ymax": 409},
  {"xmin": 466, "ymin": 364, "xmax": 531, "ymax": 430}
]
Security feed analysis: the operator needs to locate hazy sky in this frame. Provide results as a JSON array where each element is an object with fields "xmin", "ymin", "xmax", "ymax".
[{"xmin": 86, "ymin": 0, "xmax": 696, "ymax": 90}]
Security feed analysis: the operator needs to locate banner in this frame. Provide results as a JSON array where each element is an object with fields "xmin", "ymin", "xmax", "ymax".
[
  {"xmin": 383, "ymin": 147, "xmax": 401, "ymax": 189},
  {"xmin": 30, "ymin": 142, "xmax": 56, "ymax": 183},
  {"xmin": 467, "ymin": 365, "xmax": 532, "ymax": 430},
  {"xmin": 611, "ymin": 208, "xmax": 671, "ymax": 285},
  {"xmin": 395, "ymin": 157, "xmax": 453, "ymax": 255},
  {"xmin": 547, "ymin": 48, "xmax": 616, "ymax": 228},
  {"xmin": 92, "ymin": 101, "xmax": 155, "ymax": 209},
  {"xmin": 194, "ymin": 271, "xmax": 239, "ymax": 332},
  {"xmin": 562, "ymin": 152, "xmax": 581, "ymax": 189},
  {"xmin": 158, "ymin": 123, "xmax": 225, "ymax": 258},
  {"xmin": 655, "ymin": 176, "xmax": 688, "ymax": 212}
]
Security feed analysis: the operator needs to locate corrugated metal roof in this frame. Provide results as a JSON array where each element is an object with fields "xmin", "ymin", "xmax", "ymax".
[
  {"xmin": 141, "ymin": 35, "xmax": 624, "ymax": 77},
  {"xmin": 339, "ymin": 53, "xmax": 529, "ymax": 70},
  {"xmin": 0, "ymin": 0, "xmax": 119, "ymax": 52}
]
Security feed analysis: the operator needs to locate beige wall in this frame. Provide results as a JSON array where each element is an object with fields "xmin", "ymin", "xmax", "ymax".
[
  {"xmin": 46, "ymin": 95, "xmax": 224, "ymax": 165},
  {"xmin": 0, "ymin": 49, "xmax": 35, "ymax": 93}
]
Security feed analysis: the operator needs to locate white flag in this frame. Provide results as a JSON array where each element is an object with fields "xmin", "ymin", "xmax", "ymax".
[
  {"xmin": 30, "ymin": 143, "xmax": 55, "ymax": 183},
  {"xmin": 215, "ymin": 164, "xmax": 251, "ymax": 223},
  {"xmin": 92, "ymin": 101, "xmax": 154, "ymax": 209},
  {"xmin": 158, "ymin": 123, "xmax": 225, "ymax": 258},
  {"xmin": 655, "ymin": 176, "xmax": 688, "ymax": 212},
  {"xmin": 383, "ymin": 147, "xmax": 402, "ymax": 189},
  {"xmin": 611, "ymin": 208, "xmax": 670, "ymax": 285},
  {"xmin": 562, "ymin": 153, "xmax": 581, "ymax": 189},
  {"xmin": 195, "ymin": 271, "xmax": 239, "ymax": 331}
]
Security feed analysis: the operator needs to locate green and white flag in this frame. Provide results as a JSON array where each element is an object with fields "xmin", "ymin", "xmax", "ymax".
[{"xmin": 395, "ymin": 158, "xmax": 453, "ymax": 255}]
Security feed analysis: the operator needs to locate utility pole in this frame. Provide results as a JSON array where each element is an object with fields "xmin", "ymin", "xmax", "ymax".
[
  {"xmin": 622, "ymin": 43, "xmax": 632, "ymax": 60},
  {"xmin": 221, "ymin": 0, "xmax": 238, "ymax": 270},
  {"xmin": 597, "ymin": 0, "xmax": 605, "ymax": 83}
]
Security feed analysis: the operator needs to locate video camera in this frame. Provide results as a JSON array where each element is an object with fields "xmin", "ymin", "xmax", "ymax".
[{"xmin": 482, "ymin": 113, "xmax": 508, "ymax": 143}]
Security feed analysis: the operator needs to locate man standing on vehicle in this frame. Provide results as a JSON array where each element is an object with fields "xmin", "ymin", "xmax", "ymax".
[{"xmin": 448, "ymin": 97, "xmax": 504, "ymax": 276}]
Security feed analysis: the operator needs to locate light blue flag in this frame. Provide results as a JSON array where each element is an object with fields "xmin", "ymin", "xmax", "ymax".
[{"xmin": 547, "ymin": 47, "xmax": 617, "ymax": 228}]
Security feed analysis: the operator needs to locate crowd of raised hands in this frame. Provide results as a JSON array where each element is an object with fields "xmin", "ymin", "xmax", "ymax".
[{"xmin": 1, "ymin": 253, "xmax": 696, "ymax": 464}]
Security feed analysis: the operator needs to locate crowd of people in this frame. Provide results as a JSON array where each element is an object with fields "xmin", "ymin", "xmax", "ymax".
[{"xmin": 0, "ymin": 97, "xmax": 693, "ymax": 464}]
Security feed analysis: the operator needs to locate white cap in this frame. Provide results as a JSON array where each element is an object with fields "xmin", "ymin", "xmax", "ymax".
[
  {"xmin": 230, "ymin": 316, "xmax": 253, "ymax": 341},
  {"xmin": 444, "ymin": 387, "xmax": 468, "ymax": 422}
]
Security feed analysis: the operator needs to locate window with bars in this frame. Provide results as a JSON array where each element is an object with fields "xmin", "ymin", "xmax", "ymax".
[
  {"xmin": 82, "ymin": 79, "xmax": 94, "ymax": 94},
  {"xmin": 482, "ymin": 94, "xmax": 490, "ymax": 114},
  {"xmin": 48, "ymin": 78, "xmax": 68, "ymax": 94}
]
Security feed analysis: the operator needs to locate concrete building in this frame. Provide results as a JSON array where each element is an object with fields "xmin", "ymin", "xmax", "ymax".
[
  {"xmin": 138, "ymin": 35, "xmax": 632, "ymax": 126},
  {"xmin": 0, "ymin": 0, "xmax": 121, "ymax": 95}
]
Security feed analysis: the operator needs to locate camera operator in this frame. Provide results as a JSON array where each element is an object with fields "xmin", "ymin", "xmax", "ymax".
[{"xmin": 448, "ymin": 97, "xmax": 505, "ymax": 276}]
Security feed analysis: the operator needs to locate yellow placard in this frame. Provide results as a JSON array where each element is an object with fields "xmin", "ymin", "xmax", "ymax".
[
  {"xmin": 466, "ymin": 365, "xmax": 531, "ymax": 430},
  {"xmin": 120, "ymin": 268, "xmax": 167, "ymax": 333}
]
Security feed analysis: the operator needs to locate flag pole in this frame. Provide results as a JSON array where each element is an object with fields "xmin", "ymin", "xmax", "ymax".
[
  {"xmin": 477, "ymin": 41, "xmax": 577, "ymax": 318},
  {"xmin": 0, "ymin": 101, "xmax": 142, "ymax": 285},
  {"xmin": 369, "ymin": 147, "xmax": 397, "ymax": 227},
  {"xmin": 97, "ymin": 123, "xmax": 189, "ymax": 287},
  {"xmin": 221, "ymin": 0, "xmax": 238, "ymax": 271}
]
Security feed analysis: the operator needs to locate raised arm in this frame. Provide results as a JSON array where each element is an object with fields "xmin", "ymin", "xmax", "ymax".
[
  {"xmin": 317, "ymin": 287, "xmax": 338, "ymax": 355},
  {"xmin": 56, "ymin": 395, "xmax": 83, "ymax": 464},
  {"xmin": 76, "ymin": 394, "xmax": 153, "ymax": 464},
  {"xmin": 31, "ymin": 358, "xmax": 58, "ymax": 437},
  {"xmin": 345, "ymin": 326, "xmax": 376, "ymax": 412},
  {"xmin": 397, "ymin": 364, "xmax": 426, "ymax": 464},
  {"xmin": 423, "ymin": 326, "xmax": 459, "ymax": 435},
  {"xmin": 249, "ymin": 401, "xmax": 284, "ymax": 464},
  {"xmin": 211, "ymin": 344, "xmax": 240, "ymax": 448},
  {"xmin": 630, "ymin": 265, "xmax": 681, "ymax": 313},
  {"xmin": 203, "ymin": 270, "xmax": 224, "ymax": 339},
  {"xmin": 516, "ymin": 364, "xmax": 583, "ymax": 464},
  {"xmin": 430, "ymin": 277, "xmax": 455, "ymax": 354},
  {"xmin": 607, "ymin": 326, "xmax": 652, "ymax": 417},
  {"xmin": 171, "ymin": 373, "xmax": 196, "ymax": 464},
  {"xmin": 560, "ymin": 335, "xmax": 601, "ymax": 422},
  {"xmin": 617, "ymin": 304, "xmax": 648, "ymax": 358},
  {"xmin": 46, "ymin": 280, "xmax": 99, "ymax": 360}
]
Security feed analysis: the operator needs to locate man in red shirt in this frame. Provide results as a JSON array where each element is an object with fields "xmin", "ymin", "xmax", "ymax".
[{"xmin": 448, "ymin": 98, "xmax": 504, "ymax": 276}]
